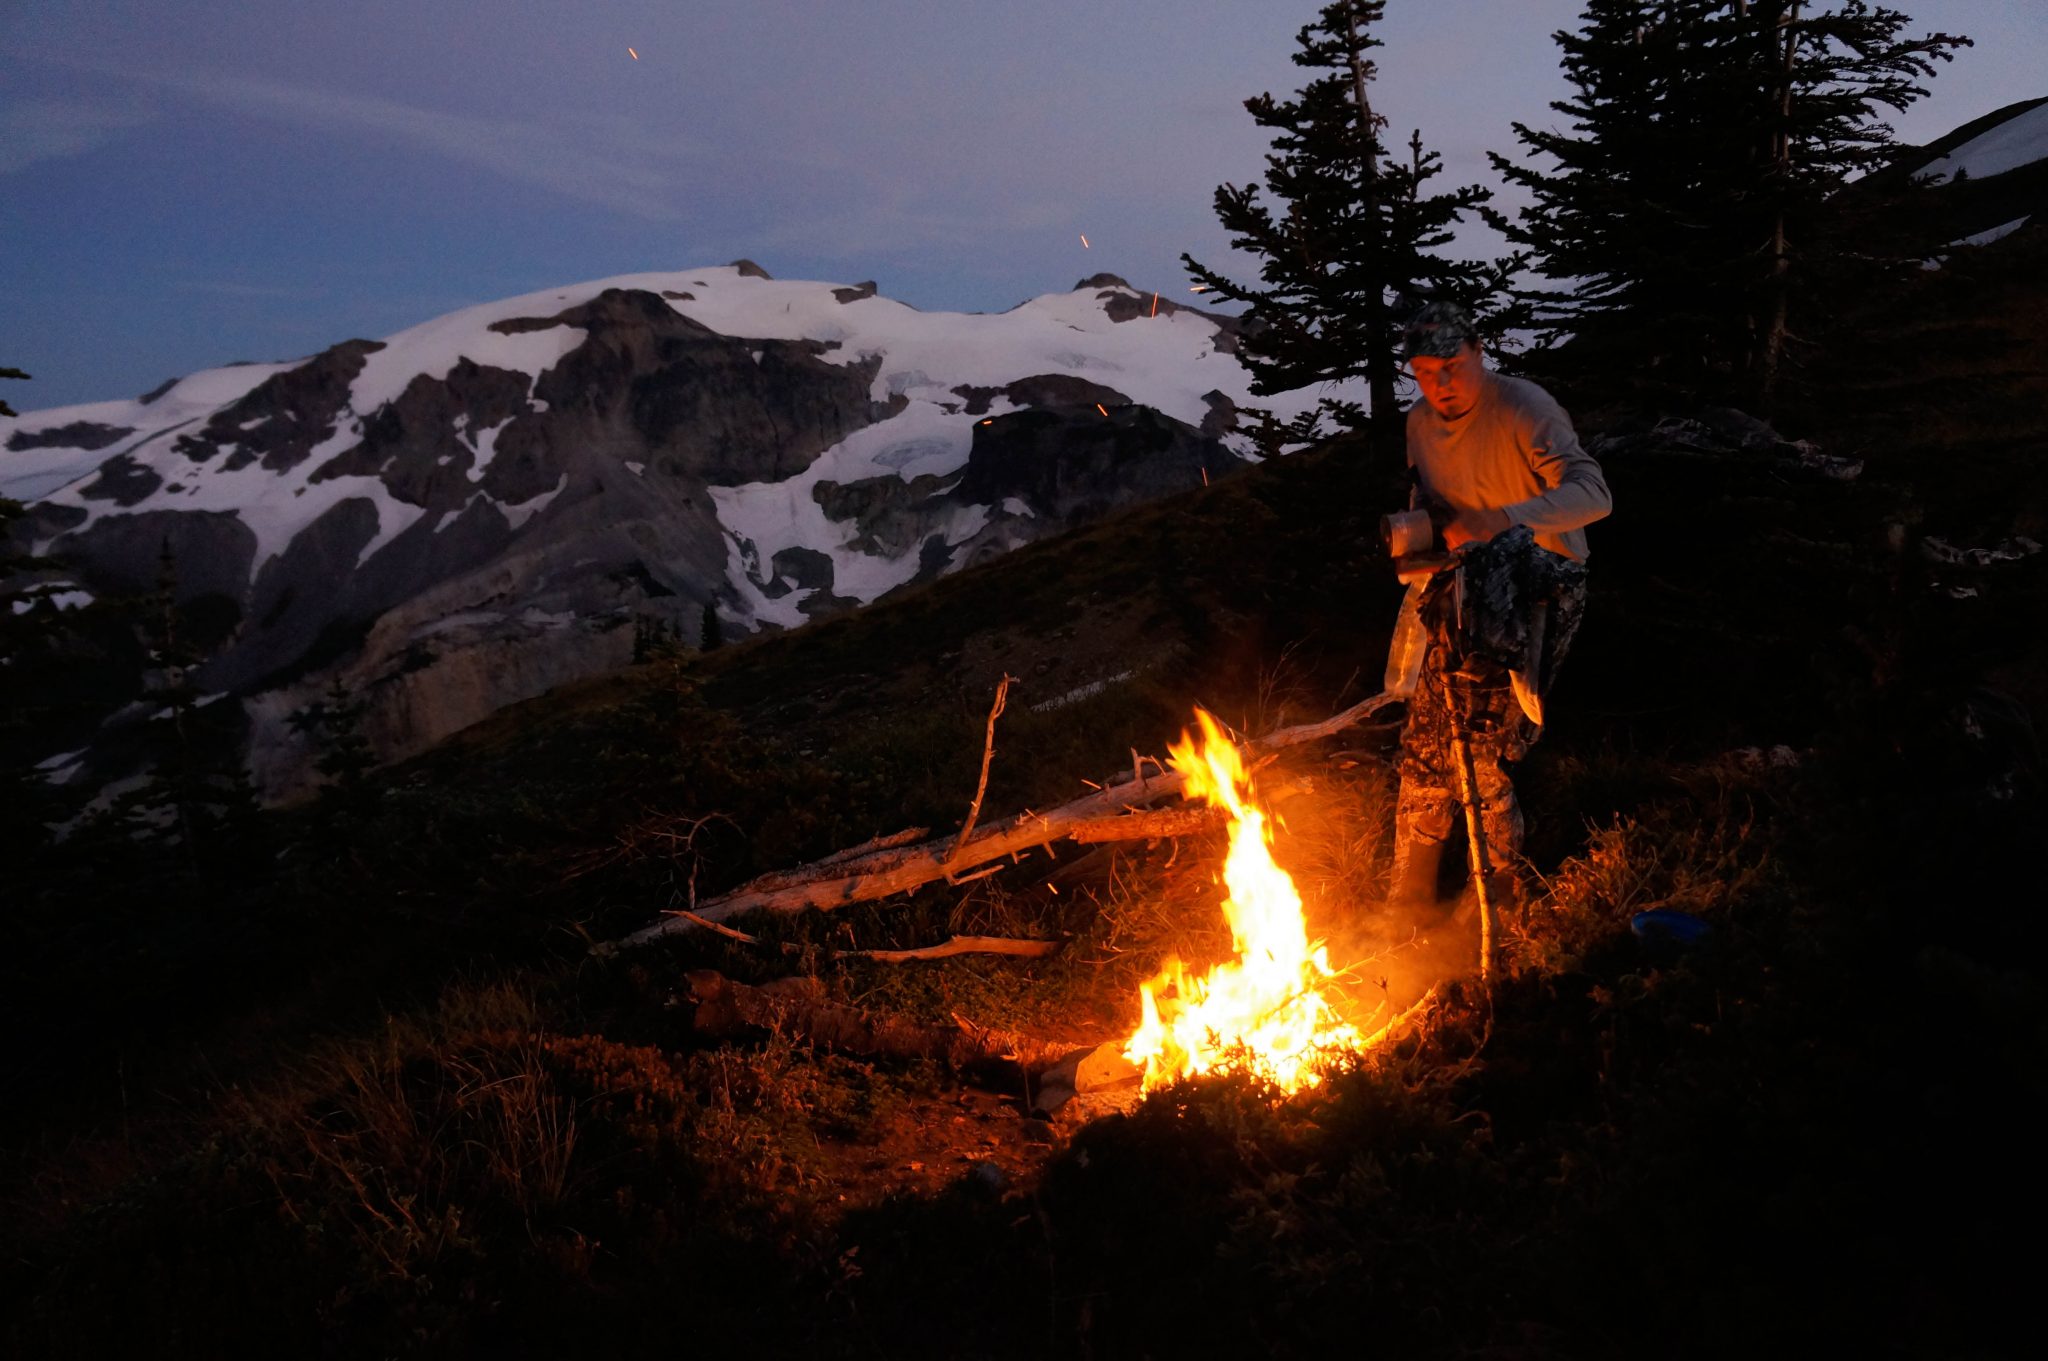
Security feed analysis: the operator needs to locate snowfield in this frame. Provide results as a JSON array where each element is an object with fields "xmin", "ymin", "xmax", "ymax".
[
  {"xmin": 1, "ymin": 265, "xmax": 1360, "ymax": 619},
  {"xmin": 1918, "ymin": 101, "xmax": 2048, "ymax": 183}
]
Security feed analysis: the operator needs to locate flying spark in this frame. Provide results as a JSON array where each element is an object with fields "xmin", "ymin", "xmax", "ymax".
[
  {"xmin": 1096, "ymin": 403, "xmax": 1109, "ymax": 417},
  {"xmin": 1151, "ymin": 291, "xmax": 1159, "ymax": 317},
  {"xmin": 1189, "ymin": 285, "xmax": 1210, "ymax": 293},
  {"xmin": 628, "ymin": 47, "xmax": 639, "ymax": 59},
  {"xmin": 1080, "ymin": 234, "xmax": 1090, "ymax": 249}
]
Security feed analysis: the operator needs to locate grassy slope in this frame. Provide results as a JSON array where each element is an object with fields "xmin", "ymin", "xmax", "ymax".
[{"xmin": 6, "ymin": 229, "xmax": 2046, "ymax": 1358}]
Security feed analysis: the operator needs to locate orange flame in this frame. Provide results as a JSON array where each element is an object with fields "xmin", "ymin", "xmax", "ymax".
[{"xmin": 1122, "ymin": 710, "xmax": 1364, "ymax": 1094}]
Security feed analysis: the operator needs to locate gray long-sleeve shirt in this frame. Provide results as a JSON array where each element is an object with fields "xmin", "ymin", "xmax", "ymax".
[{"xmin": 1405, "ymin": 369, "xmax": 1613, "ymax": 562}]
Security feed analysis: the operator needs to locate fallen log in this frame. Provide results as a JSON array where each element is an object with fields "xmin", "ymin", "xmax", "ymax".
[
  {"xmin": 668, "ymin": 911, "xmax": 1060, "ymax": 964},
  {"xmin": 605, "ymin": 690, "xmax": 1402, "ymax": 950},
  {"xmin": 682, "ymin": 970, "xmax": 1084, "ymax": 1072}
]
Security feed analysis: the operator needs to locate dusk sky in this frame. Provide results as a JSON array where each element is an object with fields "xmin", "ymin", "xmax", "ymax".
[{"xmin": 3, "ymin": 0, "xmax": 2040, "ymax": 412}]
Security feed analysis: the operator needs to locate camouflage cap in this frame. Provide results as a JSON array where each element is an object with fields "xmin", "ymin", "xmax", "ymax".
[{"xmin": 1402, "ymin": 300, "xmax": 1480, "ymax": 360}]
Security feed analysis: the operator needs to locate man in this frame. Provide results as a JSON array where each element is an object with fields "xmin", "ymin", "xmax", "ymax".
[{"xmin": 1388, "ymin": 301, "xmax": 1613, "ymax": 916}]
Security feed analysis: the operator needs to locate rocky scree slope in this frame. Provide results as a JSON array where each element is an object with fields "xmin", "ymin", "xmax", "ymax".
[{"xmin": 2, "ymin": 265, "xmax": 1321, "ymax": 802}]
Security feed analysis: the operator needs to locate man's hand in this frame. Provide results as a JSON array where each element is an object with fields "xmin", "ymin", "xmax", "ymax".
[{"xmin": 1443, "ymin": 506, "xmax": 1513, "ymax": 550}]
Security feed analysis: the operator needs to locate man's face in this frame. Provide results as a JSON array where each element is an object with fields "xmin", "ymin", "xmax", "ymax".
[{"xmin": 1409, "ymin": 342, "xmax": 1485, "ymax": 420}]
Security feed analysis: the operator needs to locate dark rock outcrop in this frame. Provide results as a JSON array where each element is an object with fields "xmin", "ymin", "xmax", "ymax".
[
  {"xmin": 954, "ymin": 405, "xmax": 1238, "ymax": 521},
  {"xmin": 951, "ymin": 373, "xmax": 1133, "ymax": 416},
  {"xmin": 77, "ymin": 454, "xmax": 163, "ymax": 505},
  {"xmin": 1199, "ymin": 390, "xmax": 1239, "ymax": 439},
  {"xmin": 171, "ymin": 339, "xmax": 386, "ymax": 473},
  {"xmin": 226, "ymin": 497, "xmax": 383, "ymax": 686},
  {"xmin": 813, "ymin": 472, "xmax": 959, "ymax": 557},
  {"xmin": 311, "ymin": 359, "xmax": 533, "ymax": 510},
  {"xmin": 832, "ymin": 281, "xmax": 878, "ymax": 304},
  {"xmin": 526, "ymin": 288, "xmax": 888, "ymax": 486},
  {"xmin": 7, "ymin": 421, "xmax": 133, "ymax": 452},
  {"xmin": 50, "ymin": 509, "xmax": 257, "ymax": 606}
]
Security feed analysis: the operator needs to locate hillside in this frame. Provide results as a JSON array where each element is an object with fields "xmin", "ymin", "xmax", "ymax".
[{"xmin": 5, "ymin": 203, "xmax": 2045, "ymax": 1357}]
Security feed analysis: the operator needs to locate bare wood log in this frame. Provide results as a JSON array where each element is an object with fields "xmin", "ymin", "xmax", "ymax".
[
  {"xmin": 1255, "ymin": 689, "xmax": 1405, "ymax": 751},
  {"xmin": 683, "ymin": 970, "xmax": 1084, "ymax": 1072},
  {"xmin": 667, "ymin": 911, "xmax": 1059, "ymax": 964},
  {"xmin": 605, "ymin": 690, "xmax": 1403, "ymax": 951},
  {"xmin": 815, "ymin": 825, "xmax": 931, "ymax": 867},
  {"xmin": 1065, "ymin": 806, "xmax": 1225, "ymax": 844}
]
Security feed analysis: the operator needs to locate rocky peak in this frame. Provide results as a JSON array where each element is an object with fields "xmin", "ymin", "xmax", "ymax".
[{"xmin": 171, "ymin": 338, "xmax": 387, "ymax": 474}]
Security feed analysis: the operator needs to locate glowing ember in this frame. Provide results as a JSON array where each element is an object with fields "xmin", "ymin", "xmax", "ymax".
[
  {"xmin": 1122, "ymin": 710, "xmax": 1364, "ymax": 1094},
  {"xmin": 627, "ymin": 47, "xmax": 639, "ymax": 59},
  {"xmin": 1080, "ymin": 234, "xmax": 1091, "ymax": 248}
]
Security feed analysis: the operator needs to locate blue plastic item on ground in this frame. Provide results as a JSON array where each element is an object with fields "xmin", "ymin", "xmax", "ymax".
[{"xmin": 1630, "ymin": 909, "xmax": 1712, "ymax": 946}]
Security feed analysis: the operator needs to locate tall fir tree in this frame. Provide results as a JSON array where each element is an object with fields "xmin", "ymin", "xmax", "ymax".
[
  {"xmin": 1183, "ymin": 0, "xmax": 1509, "ymax": 448},
  {"xmin": 1489, "ymin": 1, "xmax": 1966, "ymax": 406}
]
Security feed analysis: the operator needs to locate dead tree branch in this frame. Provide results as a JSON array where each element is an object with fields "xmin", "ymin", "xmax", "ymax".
[
  {"xmin": 604, "ymin": 690, "xmax": 1402, "ymax": 951},
  {"xmin": 666, "ymin": 911, "xmax": 1059, "ymax": 964},
  {"xmin": 948, "ymin": 674, "xmax": 1013, "ymax": 876}
]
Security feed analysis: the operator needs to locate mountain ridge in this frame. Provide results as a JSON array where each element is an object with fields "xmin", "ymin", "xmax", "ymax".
[{"xmin": 3, "ymin": 264, "xmax": 1332, "ymax": 801}]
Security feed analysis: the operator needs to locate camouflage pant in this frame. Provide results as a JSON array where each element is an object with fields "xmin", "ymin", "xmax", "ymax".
[{"xmin": 1394, "ymin": 529, "xmax": 1589, "ymax": 872}]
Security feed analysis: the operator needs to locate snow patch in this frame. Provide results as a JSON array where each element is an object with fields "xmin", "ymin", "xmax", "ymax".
[
  {"xmin": 502, "ymin": 474, "xmax": 567, "ymax": 531},
  {"xmin": 1956, "ymin": 216, "xmax": 2031, "ymax": 248},
  {"xmin": 11, "ymin": 584, "xmax": 93, "ymax": 614},
  {"xmin": 1919, "ymin": 103, "xmax": 2048, "ymax": 183},
  {"xmin": 465, "ymin": 416, "xmax": 515, "ymax": 480}
]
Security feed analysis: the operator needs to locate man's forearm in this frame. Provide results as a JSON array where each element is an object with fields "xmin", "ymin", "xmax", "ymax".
[{"xmin": 1503, "ymin": 473, "xmax": 1612, "ymax": 534}]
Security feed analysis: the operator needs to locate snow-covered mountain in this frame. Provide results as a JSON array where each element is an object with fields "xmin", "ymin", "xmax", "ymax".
[{"xmin": 3, "ymin": 263, "xmax": 1337, "ymax": 801}]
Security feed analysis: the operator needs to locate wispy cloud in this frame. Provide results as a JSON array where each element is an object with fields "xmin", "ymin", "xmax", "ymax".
[
  {"xmin": 752, "ymin": 193, "xmax": 1072, "ymax": 264},
  {"xmin": 169, "ymin": 280, "xmax": 329, "ymax": 301},
  {"xmin": 0, "ymin": 97, "xmax": 154, "ymax": 175},
  {"xmin": 153, "ymin": 72, "xmax": 707, "ymax": 220}
]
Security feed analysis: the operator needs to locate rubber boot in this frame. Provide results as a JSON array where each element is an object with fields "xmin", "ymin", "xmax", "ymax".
[{"xmin": 1387, "ymin": 833, "xmax": 1446, "ymax": 916}]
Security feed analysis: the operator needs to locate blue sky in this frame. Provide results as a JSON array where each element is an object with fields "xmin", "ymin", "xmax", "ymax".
[{"xmin": 2, "ymin": 0, "xmax": 2039, "ymax": 411}]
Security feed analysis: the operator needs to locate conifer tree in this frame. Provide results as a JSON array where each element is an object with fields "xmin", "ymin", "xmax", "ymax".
[
  {"xmin": 1489, "ymin": 1, "xmax": 1966, "ymax": 405},
  {"xmin": 312, "ymin": 677, "xmax": 376, "ymax": 798},
  {"xmin": 700, "ymin": 601, "xmax": 723, "ymax": 652},
  {"xmin": 0, "ymin": 365, "xmax": 26, "ymax": 418},
  {"xmin": 0, "ymin": 497, "xmax": 75, "ymax": 868},
  {"xmin": 1183, "ymin": 0, "xmax": 1508, "ymax": 446}
]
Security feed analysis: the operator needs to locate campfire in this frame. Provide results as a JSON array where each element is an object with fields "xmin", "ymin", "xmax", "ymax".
[{"xmin": 1121, "ymin": 710, "xmax": 1371, "ymax": 1095}]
